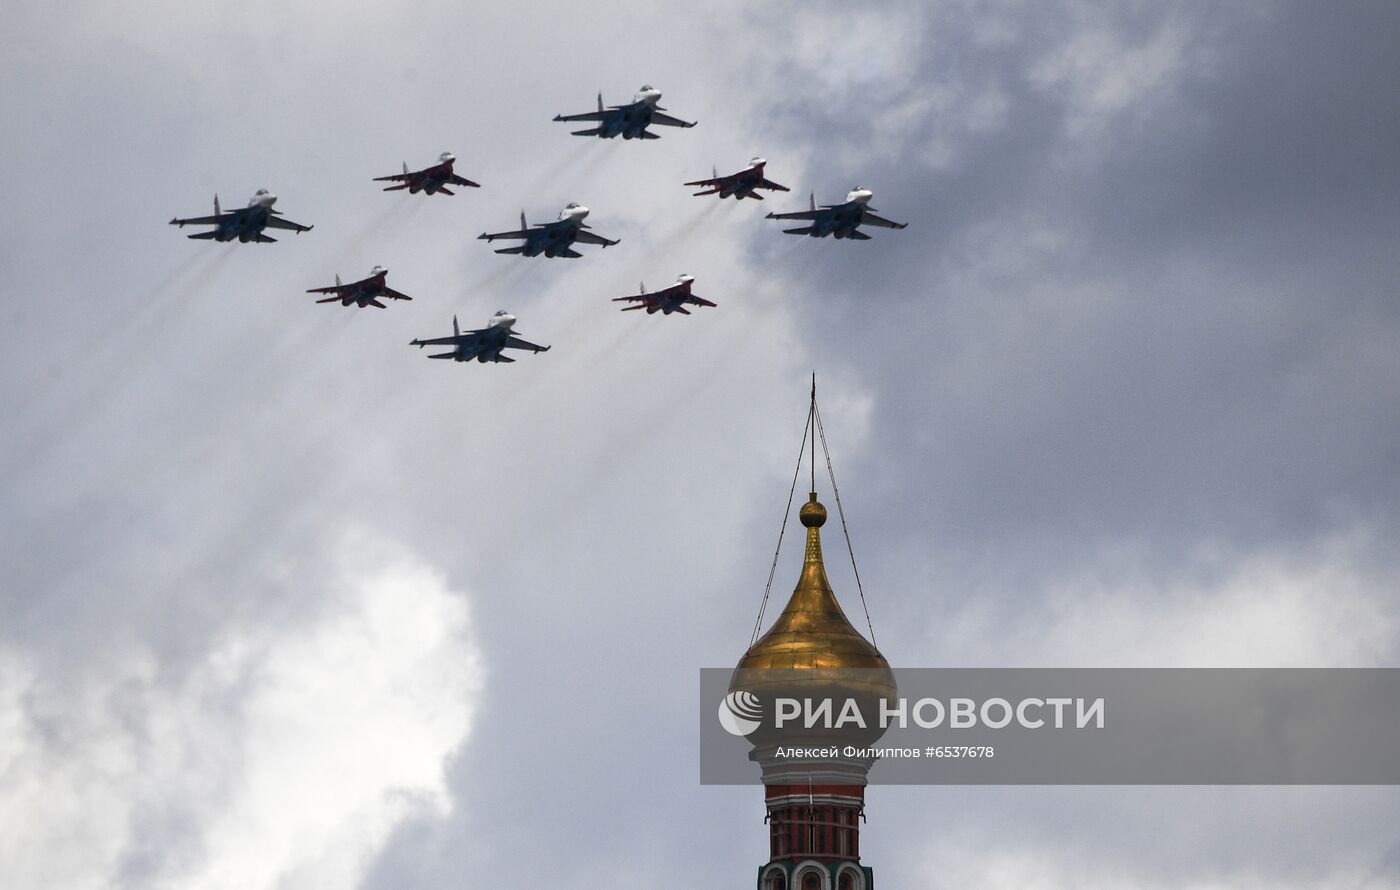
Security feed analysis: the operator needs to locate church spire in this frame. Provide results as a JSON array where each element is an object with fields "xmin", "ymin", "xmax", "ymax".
[{"xmin": 730, "ymin": 381, "xmax": 896, "ymax": 890}]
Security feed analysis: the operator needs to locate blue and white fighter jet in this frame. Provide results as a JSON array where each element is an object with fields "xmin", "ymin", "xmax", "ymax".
[
  {"xmin": 169, "ymin": 189, "xmax": 313, "ymax": 242},
  {"xmin": 410, "ymin": 311, "xmax": 550, "ymax": 364},
  {"xmin": 765, "ymin": 187, "xmax": 907, "ymax": 240},
  {"xmin": 478, "ymin": 203, "xmax": 619, "ymax": 258},
  {"xmin": 553, "ymin": 85, "xmax": 696, "ymax": 139}
]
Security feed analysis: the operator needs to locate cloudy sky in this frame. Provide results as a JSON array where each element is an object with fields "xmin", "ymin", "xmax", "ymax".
[{"xmin": 3, "ymin": 1, "xmax": 1400, "ymax": 888}]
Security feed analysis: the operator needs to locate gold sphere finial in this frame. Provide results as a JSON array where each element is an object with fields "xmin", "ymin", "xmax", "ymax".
[{"xmin": 799, "ymin": 493, "xmax": 827, "ymax": 528}]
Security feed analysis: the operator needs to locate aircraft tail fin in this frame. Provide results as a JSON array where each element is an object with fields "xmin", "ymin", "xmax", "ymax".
[
  {"xmin": 520, "ymin": 210, "xmax": 527, "ymax": 231},
  {"xmin": 253, "ymin": 234, "xmax": 277, "ymax": 243},
  {"xmin": 597, "ymin": 91, "xmax": 603, "ymax": 112},
  {"xmin": 713, "ymin": 166, "xmax": 718, "ymax": 178},
  {"xmin": 491, "ymin": 353, "xmax": 516, "ymax": 363},
  {"xmin": 453, "ymin": 315, "xmax": 460, "ymax": 337},
  {"xmin": 403, "ymin": 161, "xmax": 409, "ymax": 174},
  {"xmin": 214, "ymin": 194, "xmax": 221, "ymax": 217},
  {"xmin": 558, "ymin": 248, "xmax": 582, "ymax": 258},
  {"xmin": 810, "ymin": 192, "xmax": 816, "ymax": 212},
  {"xmin": 675, "ymin": 306, "xmax": 692, "ymax": 315},
  {"xmin": 639, "ymin": 130, "xmax": 660, "ymax": 140},
  {"xmin": 335, "ymin": 274, "xmax": 342, "ymax": 287},
  {"xmin": 847, "ymin": 230, "xmax": 871, "ymax": 240},
  {"xmin": 640, "ymin": 281, "xmax": 646, "ymax": 294}
]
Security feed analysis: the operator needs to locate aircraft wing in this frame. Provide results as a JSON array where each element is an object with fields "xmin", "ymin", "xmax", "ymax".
[
  {"xmin": 448, "ymin": 174, "xmax": 481, "ymax": 188},
  {"xmin": 651, "ymin": 111, "xmax": 696, "ymax": 128},
  {"xmin": 413, "ymin": 331, "xmax": 479, "ymax": 348},
  {"xmin": 765, "ymin": 209, "xmax": 824, "ymax": 221},
  {"xmin": 504, "ymin": 336, "xmax": 549, "ymax": 353},
  {"xmin": 758, "ymin": 178, "xmax": 791, "ymax": 192},
  {"xmin": 383, "ymin": 287, "xmax": 413, "ymax": 301},
  {"xmin": 572, "ymin": 229, "xmax": 619, "ymax": 247},
  {"xmin": 169, "ymin": 213, "xmax": 227, "ymax": 227},
  {"xmin": 373, "ymin": 172, "xmax": 415, "ymax": 183},
  {"xmin": 862, "ymin": 212, "xmax": 907, "ymax": 229},
  {"xmin": 478, "ymin": 227, "xmax": 532, "ymax": 241},
  {"xmin": 684, "ymin": 175, "xmax": 728, "ymax": 188},
  {"xmin": 553, "ymin": 110, "xmax": 608, "ymax": 122},
  {"xmin": 685, "ymin": 294, "xmax": 717, "ymax": 308},
  {"xmin": 264, "ymin": 215, "xmax": 313, "ymax": 232},
  {"xmin": 612, "ymin": 294, "xmax": 651, "ymax": 303},
  {"xmin": 305, "ymin": 284, "xmax": 344, "ymax": 295}
]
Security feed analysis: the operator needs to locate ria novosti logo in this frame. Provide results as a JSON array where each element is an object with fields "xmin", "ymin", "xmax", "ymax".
[{"xmin": 718, "ymin": 690, "xmax": 764, "ymax": 737}]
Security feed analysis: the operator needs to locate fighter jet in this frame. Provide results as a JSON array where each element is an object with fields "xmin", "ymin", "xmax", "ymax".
[
  {"xmin": 169, "ymin": 190, "xmax": 313, "ymax": 242},
  {"xmin": 612, "ymin": 275, "xmax": 715, "ymax": 315},
  {"xmin": 685, "ymin": 158, "xmax": 790, "ymax": 201},
  {"xmin": 477, "ymin": 203, "xmax": 619, "ymax": 257},
  {"xmin": 410, "ymin": 311, "xmax": 551, "ymax": 363},
  {"xmin": 553, "ymin": 85, "xmax": 696, "ymax": 139},
  {"xmin": 765, "ymin": 187, "xmax": 907, "ymax": 239},
  {"xmin": 305, "ymin": 266, "xmax": 412, "ymax": 309},
  {"xmin": 373, "ymin": 152, "xmax": 480, "ymax": 195}
]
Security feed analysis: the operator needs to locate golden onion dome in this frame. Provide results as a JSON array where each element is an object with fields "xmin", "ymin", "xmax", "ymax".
[
  {"xmin": 736, "ymin": 493, "xmax": 894, "ymax": 676},
  {"xmin": 731, "ymin": 493, "xmax": 895, "ymax": 747}
]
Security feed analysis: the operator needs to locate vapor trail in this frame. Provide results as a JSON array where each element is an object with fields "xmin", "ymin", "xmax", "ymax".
[
  {"xmin": 461, "ymin": 255, "xmax": 531, "ymax": 297},
  {"xmin": 516, "ymin": 144, "xmax": 605, "ymax": 200},
  {"xmin": 0, "ymin": 247, "xmax": 248, "ymax": 490},
  {"xmin": 646, "ymin": 200, "xmax": 721, "ymax": 263},
  {"xmin": 319, "ymin": 196, "xmax": 420, "ymax": 269}
]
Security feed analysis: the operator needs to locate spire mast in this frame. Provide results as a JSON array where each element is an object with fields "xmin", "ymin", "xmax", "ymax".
[{"xmin": 810, "ymin": 372, "xmax": 817, "ymax": 497}]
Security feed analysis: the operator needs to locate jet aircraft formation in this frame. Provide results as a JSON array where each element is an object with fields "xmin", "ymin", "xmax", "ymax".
[{"xmin": 167, "ymin": 84, "xmax": 907, "ymax": 367}]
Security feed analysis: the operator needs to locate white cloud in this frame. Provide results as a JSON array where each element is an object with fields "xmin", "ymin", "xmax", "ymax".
[
  {"xmin": 0, "ymin": 531, "xmax": 480, "ymax": 890},
  {"xmin": 930, "ymin": 530, "xmax": 1398, "ymax": 667}
]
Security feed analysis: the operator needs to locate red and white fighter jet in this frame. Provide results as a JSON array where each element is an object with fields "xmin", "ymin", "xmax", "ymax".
[
  {"xmin": 685, "ymin": 158, "xmax": 790, "ymax": 201},
  {"xmin": 612, "ymin": 275, "xmax": 715, "ymax": 315},
  {"xmin": 305, "ymin": 266, "xmax": 413, "ymax": 308},
  {"xmin": 373, "ymin": 152, "xmax": 480, "ymax": 195}
]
